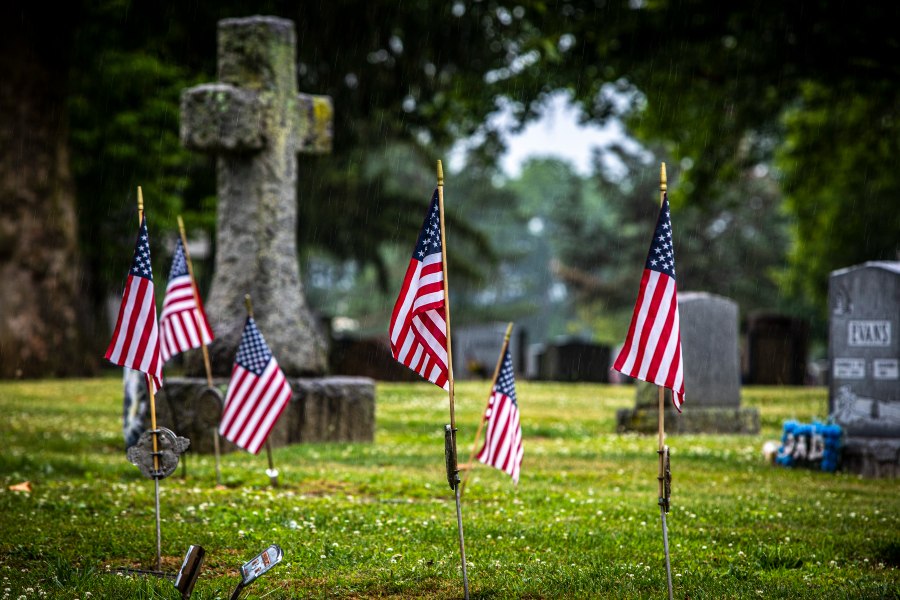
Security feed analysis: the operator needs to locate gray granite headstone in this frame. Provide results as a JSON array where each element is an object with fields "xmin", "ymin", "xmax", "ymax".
[
  {"xmin": 828, "ymin": 261, "xmax": 900, "ymax": 477},
  {"xmin": 678, "ymin": 292, "xmax": 741, "ymax": 407},
  {"xmin": 619, "ymin": 292, "xmax": 759, "ymax": 434}
]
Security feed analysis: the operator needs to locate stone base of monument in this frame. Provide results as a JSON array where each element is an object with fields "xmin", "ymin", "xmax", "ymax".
[
  {"xmin": 616, "ymin": 406, "xmax": 760, "ymax": 434},
  {"xmin": 153, "ymin": 377, "xmax": 375, "ymax": 454},
  {"xmin": 840, "ymin": 437, "xmax": 900, "ymax": 478}
]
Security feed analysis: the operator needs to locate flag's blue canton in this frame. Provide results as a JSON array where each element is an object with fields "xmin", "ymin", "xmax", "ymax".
[
  {"xmin": 235, "ymin": 318, "xmax": 273, "ymax": 376},
  {"xmin": 168, "ymin": 239, "xmax": 189, "ymax": 281},
  {"xmin": 645, "ymin": 194, "xmax": 676, "ymax": 278},
  {"xmin": 129, "ymin": 217, "xmax": 154, "ymax": 280},
  {"xmin": 412, "ymin": 189, "xmax": 442, "ymax": 261},
  {"xmin": 495, "ymin": 347, "xmax": 517, "ymax": 404}
]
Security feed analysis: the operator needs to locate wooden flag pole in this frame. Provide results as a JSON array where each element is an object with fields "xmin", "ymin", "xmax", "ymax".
[
  {"xmin": 177, "ymin": 216, "xmax": 223, "ymax": 485},
  {"xmin": 138, "ymin": 186, "xmax": 163, "ymax": 571},
  {"xmin": 437, "ymin": 160, "xmax": 457, "ymax": 432},
  {"xmin": 177, "ymin": 217, "xmax": 214, "ymax": 388},
  {"xmin": 437, "ymin": 159, "xmax": 469, "ymax": 600},
  {"xmin": 138, "ymin": 188, "xmax": 160, "ymax": 472},
  {"xmin": 657, "ymin": 164, "xmax": 674, "ymax": 600},
  {"xmin": 244, "ymin": 294, "xmax": 280, "ymax": 488},
  {"xmin": 459, "ymin": 322, "xmax": 513, "ymax": 499}
]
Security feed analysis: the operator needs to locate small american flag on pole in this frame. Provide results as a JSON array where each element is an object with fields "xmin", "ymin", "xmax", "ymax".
[
  {"xmin": 389, "ymin": 189, "xmax": 449, "ymax": 390},
  {"xmin": 105, "ymin": 216, "xmax": 162, "ymax": 390},
  {"xmin": 159, "ymin": 239, "xmax": 214, "ymax": 364},
  {"xmin": 476, "ymin": 346, "xmax": 523, "ymax": 483},
  {"xmin": 219, "ymin": 317, "xmax": 292, "ymax": 454},
  {"xmin": 613, "ymin": 193, "xmax": 685, "ymax": 411}
]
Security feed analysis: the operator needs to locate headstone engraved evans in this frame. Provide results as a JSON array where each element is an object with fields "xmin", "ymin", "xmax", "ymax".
[
  {"xmin": 619, "ymin": 292, "xmax": 759, "ymax": 433},
  {"xmin": 828, "ymin": 261, "xmax": 900, "ymax": 477},
  {"xmin": 180, "ymin": 15, "xmax": 331, "ymax": 376},
  {"xmin": 165, "ymin": 16, "xmax": 374, "ymax": 450}
]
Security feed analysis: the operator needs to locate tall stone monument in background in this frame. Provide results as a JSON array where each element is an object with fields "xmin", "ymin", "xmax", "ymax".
[
  {"xmin": 155, "ymin": 16, "xmax": 375, "ymax": 452},
  {"xmin": 828, "ymin": 262, "xmax": 900, "ymax": 477},
  {"xmin": 180, "ymin": 16, "xmax": 329, "ymax": 373},
  {"xmin": 618, "ymin": 292, "xmax": 759, "ymax": 434}
]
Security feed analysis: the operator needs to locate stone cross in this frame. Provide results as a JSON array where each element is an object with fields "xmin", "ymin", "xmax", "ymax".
[{"xmin": 180, "ymin": 16, "xmax": 332, "ymax": 376}]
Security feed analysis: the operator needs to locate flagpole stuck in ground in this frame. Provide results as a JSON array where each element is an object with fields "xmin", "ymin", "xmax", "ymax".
[
  {"xmin": 459, "ymin": 322, "xmax": 513, "ymax": 499},
  {"xmin": 139, "ymin": 187, "xmax": 164, "ymax": 571},
  {"xmin": 177, "ymin": 216, "xmax": 224, "ymax": 486},
  {"xmin": 657, "ymin": 164, "xmax": 674, "ymax": 600},
  {"xmin": 437, "ymin": 159, "xmax": 470, "ymax": 600},
  {"xmin": 244, "ymin": 294, "xmax": 280, "ymax": 488}
]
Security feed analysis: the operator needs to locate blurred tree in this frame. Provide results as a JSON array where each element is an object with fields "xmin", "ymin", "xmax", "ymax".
[
  {"xmin": 525, "ymin": 0, "xmax": 899, "ymax": 330},
  {"xmin": 776, "ymin": 82, "xmax": 900, "ymax": 336},
  {"xmin": 0, "ymin": 1, "xmax": 97, "ymax": 377},
  {"xmin": 5, "ymin": 0, "xmax": 896, "ymax": 377}
]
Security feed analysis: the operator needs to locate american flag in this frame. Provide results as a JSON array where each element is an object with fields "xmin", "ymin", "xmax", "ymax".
[
  {"xmin": 389, "ymin": 189, "xmax": 449, "ymax": 390},
  {"xmin": 613, "ymin": 193, "xmax": 685, "ymax": 411},
  {"xmin": 476, "ymin": 345, "xmax": 523, "ymax": 483},
  {"xmin": 158, "ymin": 239, "xmax": 214, "ymax": 364},
  {"xmin": 105, "ymin": 216, "xmax": 162, "ymax": 390},
  {"xmin": 219, "ymin": 317, "xmax": 292, "ymax": 454}
]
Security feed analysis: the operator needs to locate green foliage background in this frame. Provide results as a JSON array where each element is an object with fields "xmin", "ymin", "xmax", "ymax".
[{"xmin": 53, "ymin": 0, "xmax": 900, "ymax": 347}]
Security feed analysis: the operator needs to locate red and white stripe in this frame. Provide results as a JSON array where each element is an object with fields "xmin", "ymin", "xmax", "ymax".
[
  {"xmin": 105, "ymin": 274, "xmax": 162, "ymax": 390},
  {"xmin": 219, "ymin": 359, "xmax": 292, "ymax": 455},
  {"xmin": 159, "ymin": 274, "xmax": 213, "ymax": 363},
  {"xmin": 476, "ymin": 391, "xmax": 523, "ymax": 483},
  {"xmin": 613, "ymin": 268, "xmax": 685, "ymax": 410},
  {"xmin": 389, "ymin": 252, "xmax": 449, "ymax": 390}
]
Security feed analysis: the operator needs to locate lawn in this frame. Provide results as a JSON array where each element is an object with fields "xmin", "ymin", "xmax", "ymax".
[{"xmin": 0, "ymin": 378, "xmax": 897, "ymax": 598}]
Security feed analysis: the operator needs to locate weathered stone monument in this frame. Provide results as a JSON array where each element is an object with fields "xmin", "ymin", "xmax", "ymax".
[
  {"xmin": 618, "ymin": 292, "xmax": 759, "ymax": 433},
  {"xmin": 156, "ymin": 16, "xmax": 375, "ymax": 451},
  {"xmin": 828, "ymin": 261, "xmax": 900, "ymax": 477},
  {"xmin": 746, "ymin": 313, "xmax": 809, "ymax": 385}
]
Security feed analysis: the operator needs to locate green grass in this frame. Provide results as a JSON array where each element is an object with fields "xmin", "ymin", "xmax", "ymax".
[{"xmin": 0, "ymin": 379, "xmax": 898, "ymax": 598}]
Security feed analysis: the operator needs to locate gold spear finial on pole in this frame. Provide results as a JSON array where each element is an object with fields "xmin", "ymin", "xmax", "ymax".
[
  {"xmin": 437, "ymin": 159, "xmax": 444, "ymax": 187},
  {"xmin": 244, "ymin": 294, "xmax": 254, "ymax": 319},
  {"xmin": 137, "ymin": 186, "xmax": 145, "ymax": 222},
  {"xmin": 660, "ymin": 162, "xmax": 667, "ymax": 194}
]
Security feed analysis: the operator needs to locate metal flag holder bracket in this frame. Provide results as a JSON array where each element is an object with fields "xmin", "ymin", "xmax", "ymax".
[
  {"xmin": 445, "ymin": 425, "xmax": 460, "ymax": 490},
  {"xmin": 113, "ymin": 543, "xmax": 204, "ymax": 599},
  {"xmin": 193, "ymin": 384, "xmax": 226, "ymax": 486},
  {"xmin": 229, "ymin": 544, "xmax": 284, "ymax": 600},
  {"xmin": 445, "ymin": 424, "xmax": 469, "ymax": 599},
  {"xmin": 657, "ymin": 445, "xmax": 672, "ymax": 514},
  {"xmin": 127, "ymin": 427, "xmax": 191, "ymax": 480},
  {"xmin": 126, "ymin": 425, "xmax": 190, "ymax": 570}
]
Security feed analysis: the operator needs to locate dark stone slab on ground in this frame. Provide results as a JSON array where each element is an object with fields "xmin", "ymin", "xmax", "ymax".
[
  {"xmin": 154, "ymin": 376, "xmax": 375, "ymax": 453},
  {"xmin": 840, "ymin": 437, "xmax": 900, "ymax": 478},
  {"xmin": 616, "ymin": 405, "xmax": 760, "ymax": 434}
]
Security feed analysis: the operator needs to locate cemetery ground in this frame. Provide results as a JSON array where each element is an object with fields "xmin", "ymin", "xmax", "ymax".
[{"xmin": 1, "ymin": 380, "xmax": 898, "ymax": 599}]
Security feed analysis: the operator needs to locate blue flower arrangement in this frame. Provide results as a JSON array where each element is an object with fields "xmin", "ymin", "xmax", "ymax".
[{"xmin": 776, "ymin": 421, "xmax": 842, "ymax": 472}]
